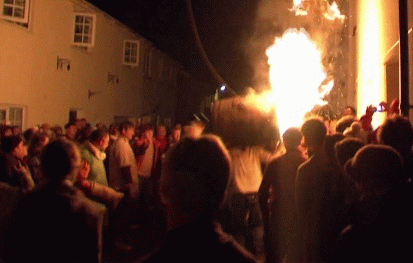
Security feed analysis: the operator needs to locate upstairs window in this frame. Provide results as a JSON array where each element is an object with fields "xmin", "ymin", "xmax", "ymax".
[
  {"xmin": 73, "ymin": 13, "xmax": 96, "ymax": 47},
  {"xmin": 0, "ymin": 0, "xmax": 30, "ymax": 24},
  {"xmin": 123, "ymin": 40, "xmax": 140, "ymax": 67}
]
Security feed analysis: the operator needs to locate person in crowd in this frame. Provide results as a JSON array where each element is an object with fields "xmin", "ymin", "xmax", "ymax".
[
  {"xmin": 0, "ymin": 135, "xmax": 34, "ymax": 194},
  {"xmin": 139, "ymin": 135, "xmax": 257, "ymax": 263},
  {"xmin": 377, "ymin": 115, "xmax": 413, "ymax": 181},
  {"xmin": 95, "ymin": 122, "xmax": 107, "ymax": 130},
  {"xmin": 343, "ymin": 105, "xmax": 357, "ymax": 117},
  {"xmin": 183, "ymin": 117, "xmax": 205, "ymax": 138},
  {"xmin": 51, "ymin": 125, "xmax": 64, "ymax": 139},
  {"xmin": 108, "ymin": 120, "xmax": 139, "ymax": 197},
  {"xmin": 81, "ymin": 128, "xmax": 110, "ymax": 186},
  {"xmin": 296, "ymin": 117, "xmax": 346, "ymax": 262},
  {"xmin": 27, "ymin": 132, "xmax": 50, "ymax": 184},
  {"xmin": 155, "ymin": 124, "xmax": 169, "ymax": 155},
  {"xmin": 2, "ymin": 138, "xmax": 105, "ymax": 263},
  {"xmin": 343, "ymin": 121, "xmax": 368, "ymax": 143},
  {"xmin": 0, "ymin": 125, "xmax": 12, "ymax": 140},
  {"xmin": 76, "ymin": 122, "xmax": 94, "ymax": 144},
  {"xmin": 259, "ymin": 127, "xmax": 307, "ymax": 263},
  {"xmin": 169, "ymin": 124, "xmax": 181, "ymax": 148},
  {"xmin": 223, "ymin": 135, "xmax": 278, "ymax": 260},
  {"xmin": 10, "ymin": 126, "xmax": 21, "ymax": 136},
  {"xmin": 337, "ymin": 144, "xmax": 413, "ymax": 262},
  {"xmin": 64, "ymin": 121, "xmax": 78, "ymax": 141},
  {"xmin": 133, "ymin": 124, "xmax": 162, "ymax": 206},
  {"xmin": 324, "ymin": 133, "xmax": 346, "ymax": 166},
  {"xmin": 335, "ymin": 115, "xmax": 357, "ymax": 133},
  {"xmin": 335, "ymin": 137, "xmax": 365, "ymax": 205},
  {"xmin": 22, "ymin": 128, "xmax": 36, "ymax": 144}
]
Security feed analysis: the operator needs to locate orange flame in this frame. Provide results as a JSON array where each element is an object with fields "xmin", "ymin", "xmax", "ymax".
[
  {"xmin": 323, "ymin": 1, "xmax": 346, "ymax": 21},
  {"xmin": 263, "ymin": 28, "xmax": 333, "ymax": 135}
]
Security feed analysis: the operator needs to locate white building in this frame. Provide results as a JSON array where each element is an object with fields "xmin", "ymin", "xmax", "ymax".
[{"xmin": 0, "ymin": 0, "xmax": 181, "ymax": 129}]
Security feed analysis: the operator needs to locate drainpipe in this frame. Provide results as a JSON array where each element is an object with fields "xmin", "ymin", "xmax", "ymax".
[{"xmin": 399, "ymin": 0, "xmax": 410, "ymax": 117}]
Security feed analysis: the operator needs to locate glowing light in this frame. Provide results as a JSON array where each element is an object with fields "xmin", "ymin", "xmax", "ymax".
[
  {"xmin": 357, "ymin": 1, "xmax": 385, "ymax": 129},
  {"xmin": 251, "ymin": 28, "xmax": 333, "ymax": 135},
  {"xmin": 220, "ymin": 85, "xmax": 226, "ymax": 92},
  {"xmin": 290, "ymin": 0, "xmax": 308, "ymax": 16},
  {"xmin": 324, "ymin": 2, "xmax": 346, "ymax": 21}
]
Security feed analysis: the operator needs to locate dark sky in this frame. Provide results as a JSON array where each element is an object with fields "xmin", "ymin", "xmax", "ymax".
[{"xmin": 86, "ymin": 0, "xmax": 260, "ymax": 93}]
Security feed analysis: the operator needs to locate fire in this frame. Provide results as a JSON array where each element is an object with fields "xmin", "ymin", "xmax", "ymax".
[
  {"xmin": 290, "ymin": 0, "xmax": 346, "ymax": 22},
  {"xmin": 264, "ymin": 28, "xmax": 333, "ymax": 135},
  {"xmin": 323, "ymin": 1, "xmax": 346, "ymax": 21}
]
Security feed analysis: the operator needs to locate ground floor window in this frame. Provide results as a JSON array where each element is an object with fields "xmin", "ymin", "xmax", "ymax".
[{"xmin": 0, "ymin": 104, "xmax": 25, "ymax": 129}]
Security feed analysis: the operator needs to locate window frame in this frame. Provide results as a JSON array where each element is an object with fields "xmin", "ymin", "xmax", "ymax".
[
  {"xmin": 123, "ymin": 40, "xmax": 140, "ymax": 67},
  {"xmin": 72, "ymin": 13, "xmax": 96, "ymax": 48},
  {"xmin": 0, "ymin": 0, "xmax": 30, "ymax": 24},
  {"xmin": 0, "ymin": 104, "xmax": 26, "ymax": 129}
]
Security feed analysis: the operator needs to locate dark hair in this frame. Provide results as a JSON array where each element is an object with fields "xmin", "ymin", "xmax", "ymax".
[
  {"xmin": 64, "ymin": 121, "xmax": 77, "ymax": 130},
  {"xmin": 161, "ymin": 135, "xmax": 231, "ymax": 219},
  {"xmin": 0, "ymin": 135, "xmax": 23, "ymax": 154},
  {"xmin": 118, "ymin": 120, "xmax": 134, "ymax": 133},
  {"xmin": 336, "ymin": 115, "xmax": 357, "ymax": 133},
  {"xmin": 301, "ymin": 117, "xmax": 327, "ymax": 147},
  {"xmin": 378, "ymin": 115, "xmax": 413, "ymax": 157},
  {"xmin": 141, "ymin": 123, "xmax": 154, "ymax": 133},
  {"xmin": 335, "ymin": 137, "xmax": 365, "ymax": 167},
  {"xmin": 28, "ymin": 132, "xmax": 49, "ymax": 156},
  {"xmin": 40, "ymin": 139, "xmax": 80, "ymax": 182},
  {"xmin": 23, "ymin": 128, "xmax": 36, "ymax": 143},
  {"xmin": 282, "ymin": 127, "xmax": 302, "ymax": 150},
  {"xmin": 344, "ymin": 106, "xmax": 357, "ymax": 115},
  {"xmin": 89, "ymin": 128, "xmax": 109, "ymax": 143}
]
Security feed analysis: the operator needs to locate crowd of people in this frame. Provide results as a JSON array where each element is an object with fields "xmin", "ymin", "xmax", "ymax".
[{"xmin": 0, "ymin": 99, "xmax": 412, "ymax": 263}]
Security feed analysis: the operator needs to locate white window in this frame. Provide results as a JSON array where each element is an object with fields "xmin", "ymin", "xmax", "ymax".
[
  {"xmin": 0, "ymin": 105, "xmax": 25, "ymax": 129},
  {"xmin": 73, "ymin": 13, "xmax": 96, "ymax": 47},
  {"xmin": 123, "ymin": 40, "xmax": 140, "ymax": 66},
  {"xmin": 144, "ymin": 49, "xmax": 153, "ymax": 78},
  {"xmin": 0, "ymin": 0, "xmax": 30, "ymax": 24}
]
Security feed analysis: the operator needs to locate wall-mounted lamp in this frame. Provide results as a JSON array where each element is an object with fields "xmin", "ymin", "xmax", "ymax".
[
  {"xmin": 88, "ymin": 89, "xmax": 102, "ymax": 99},
  {"xmin": 57, "ymin": 56, "xmax": 71, "ymax": 70},
  {"xmin": 108, "ymin": 73, "xmax": 119, "ymax": 85}
]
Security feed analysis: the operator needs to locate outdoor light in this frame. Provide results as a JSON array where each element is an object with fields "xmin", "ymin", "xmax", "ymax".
[{"xmin": 220, "ymin": 85, "xmax": 226, "ymax": 92}]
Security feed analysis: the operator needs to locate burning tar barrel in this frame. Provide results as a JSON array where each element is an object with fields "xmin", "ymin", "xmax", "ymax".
[{"xmin": 211, "ymin": 96, "xmax": 280, "ymax": 148}]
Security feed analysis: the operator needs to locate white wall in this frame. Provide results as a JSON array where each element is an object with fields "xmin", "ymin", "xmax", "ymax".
[{"xmin": 0, "ymin": 0, "xmax": 178, "ymax": 129}]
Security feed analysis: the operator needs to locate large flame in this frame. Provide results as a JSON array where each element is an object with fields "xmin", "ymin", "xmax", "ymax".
[
  {"xmin": 265, "ymin": 28, "xmax": 333, "ymax": 135},
  {"xmin": 291, "ymin": 0, "xmax": 346, "ymax": 22}
]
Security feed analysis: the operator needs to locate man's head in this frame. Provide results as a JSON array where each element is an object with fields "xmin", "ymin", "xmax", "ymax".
[
  {"xmin": 157, "ymin": 125, "xmax": 167, "ymax": 138},
  {"xmin": 335, "ymin": 137, "xmax": 365, "ymax": 168},
  {"xmin": 171, "ymin": 125, "xmax": 181, "ymax": 142},
  {"xmin": 346, "ymin": 144, "xmax": 403, "ymax": 196},
  {"xmin": 1, "ymin": 135, "xmax": 27, "ymax": 159},
  {"xmin": 141, "ymin": 124, "xmax": 154, "ymax": 141},
  {"xmin": 377, "ymin": 115, "xmax": 413, "ymax": 157},
  {"xmin": 343, "ymin": 106, "xmax": 357, "ymax": 117},
  {"xmin": 65, "ymin": 121, "xmax": 78, "ymax": 140},
  {"xmin": 41, "ymin": 138, "xmax": 82, "ymax": 182},
  {"xmin": 301, "ymin": 117, "xmax": 327, "ymax": 152},
  {"xmin": 282, "ymin": 127, "xmax": 302, "ymax": 151},
  {"xmin": 161, "ymin": 135, "xmax": 231, "ymax": 220},
  {"xmin": 89, "ymin": 128, "xmax": 110, "ymax": 151},
  {"xmin": 118, "ymin": 120, "xmax": 135, "ymax": 140}
]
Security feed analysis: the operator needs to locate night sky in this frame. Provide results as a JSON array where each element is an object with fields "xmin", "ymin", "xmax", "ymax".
[{"xmin": 86, "ymin": 0, "xmax": 260, "ymax": 93}]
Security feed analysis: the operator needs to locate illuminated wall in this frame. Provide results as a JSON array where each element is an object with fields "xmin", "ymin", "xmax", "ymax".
[
  {"xmin": 0, "ymin": 0, "xmax": 178, "ymax": 128},
  {"xmin": 355, "ymin": 0, "xmax": 386, "ymax": 128}
]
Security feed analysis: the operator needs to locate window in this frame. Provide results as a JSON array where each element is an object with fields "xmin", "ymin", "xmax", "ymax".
[
  {"xmin": 123, "ymin": 40, "xmax": 140, "ymax": 66},
  {"xmin": 0, "ymin": 0, "xmax": 30, "ymax": 24},
  {"xmin": 0, "ymin": 105, "xmax": 25, "ymax": 129},
  {"xmin": 73, "ymin": 13, "xmax": 96, "ymax": 47},
  {"xmin": 144, "ymin": 49, "xmax": 153, "ymax": 78}
]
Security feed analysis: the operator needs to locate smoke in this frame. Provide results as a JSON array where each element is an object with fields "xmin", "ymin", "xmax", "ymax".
[{"xmin": 245, "ymin": 0, "xmax": 350, "ymax": 118}]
